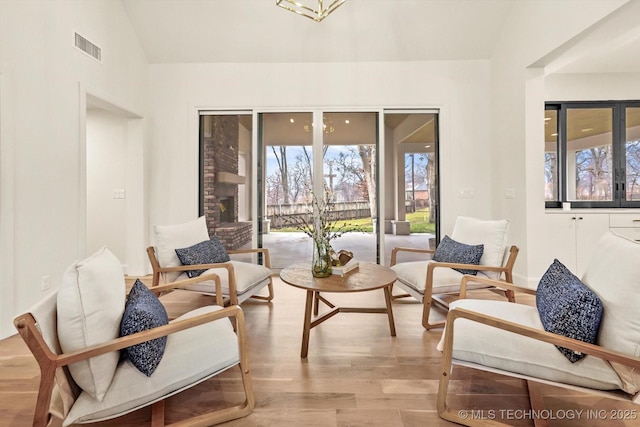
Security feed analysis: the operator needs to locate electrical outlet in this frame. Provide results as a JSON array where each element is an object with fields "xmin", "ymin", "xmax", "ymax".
[
  {"xmin": 41, "ymin": 275, "xmax": 50, "ymax": 291},
  {"xmin": 112, "ymin": 189, "xmax": 126, "ymax": 199}
]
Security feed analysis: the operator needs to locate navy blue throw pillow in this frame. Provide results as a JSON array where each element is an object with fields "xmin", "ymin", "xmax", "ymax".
[
  {"xmin": 120, "ymin": 279, "xmax": 168, "ymax": 376},
  {"xmin": 175, "ymin": 237, "xmax": 230, "ymax": 278},
  {"xmin": 432, "ymin": 235, "xmax": 484, "ymax": 275},
  {"xmin": 536, "ymin": 259, "xmax": 603, "ymax": 363}
]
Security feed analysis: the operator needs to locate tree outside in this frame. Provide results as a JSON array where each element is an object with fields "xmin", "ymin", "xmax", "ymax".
[
  {"xmin": 266, "ymin": 144, "xmax": 376, "ymax": 230},
  {"xmin": 405, "ymin": 152, "xmax": 437, "ymax": 226},
  {"xmin": 265, "ymin": 144, "xmax": 437, "ymax": 233}
]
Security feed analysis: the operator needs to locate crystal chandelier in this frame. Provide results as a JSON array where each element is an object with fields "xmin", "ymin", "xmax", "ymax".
[{"xmin": 276, "ymin": 0, "xmax": 348, "ymax": 22}]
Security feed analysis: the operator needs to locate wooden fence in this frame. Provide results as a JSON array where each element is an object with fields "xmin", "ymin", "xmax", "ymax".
[{"xmin": 266, "ymin": 201, "xmax": 371, "ymax": 228}]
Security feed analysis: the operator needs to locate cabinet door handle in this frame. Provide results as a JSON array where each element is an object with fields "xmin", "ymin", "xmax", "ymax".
[{"xmin": 632, "ymin": 219, "xmax": 640, "ymax": 222}]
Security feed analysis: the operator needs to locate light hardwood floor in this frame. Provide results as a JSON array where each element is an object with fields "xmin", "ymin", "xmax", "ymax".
[{"xmin": 1, "ymin": 277, "xmax": 638, "ymax": 426}]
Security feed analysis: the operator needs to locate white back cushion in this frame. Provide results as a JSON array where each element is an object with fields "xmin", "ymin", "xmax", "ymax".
[
  {"xmin": 451, "ymin": 216, "xmax": 509, "ymax": 279},
  {"xmin": 581, "ymin": 231, "xmax": 640, "ymax": 394},
  {"xmin": 57, "ymin": 247, "xmax": 125, "ymax": 401},
  {"xmin": 153, "ymin": 216, "xmax": 210, "ymax": 283}
]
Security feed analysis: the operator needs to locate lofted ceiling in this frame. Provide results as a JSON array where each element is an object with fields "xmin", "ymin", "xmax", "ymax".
[
  {"xmin": 122, "ymin": 0, "xmax": 640, "ymax": 71},
  {"xmin": 121, "ymin": 0, "xmax": 514, "ymax": 64}
]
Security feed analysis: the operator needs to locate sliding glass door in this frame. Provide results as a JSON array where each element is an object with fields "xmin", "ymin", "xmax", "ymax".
[
  {"xmin": 199, "ymin": 109, "xmax": 440, "ymax": 269},
  {"xmin": 382, "ymin": 111, "xmax": 439, "ymax": 264},
  {"xmin": 259, "ymin": 112, "xmax": 315, "ymax": 268},
  {"xmin": 321, "ymin": 112, "xmax": 379, "ymax": 264},
  {"xmin": 199, "ymin": 112, "xmax": 254, "ymax": 250},
  {"xmin": 259, "ymin": 111, "xmax": 379, "ymax": 269}
]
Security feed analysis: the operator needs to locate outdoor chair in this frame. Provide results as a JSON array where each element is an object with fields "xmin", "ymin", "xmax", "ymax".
[
  {"xmin": 390, "ymin": 215, "xmax": 518, "ymax": 329},
  {"xmin": 147, "ymin": 216, "xmax": 274, "ymax": 306},
  {"xmin": 14, "ymin": 246, "xmax": 254, "ymax": 427},
  {"xmin": 438, "ymin": 231, "xmax": 640, "ymax": 426}
]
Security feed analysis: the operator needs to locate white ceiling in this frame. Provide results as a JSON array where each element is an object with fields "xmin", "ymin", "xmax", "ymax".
[
  {"xmin": 121, "ymin": 0, "xmax": 640, "ymax": 72},
  {"xmin": 535, "ymin": 0, "xmax": 640, "ymax": 74},
  {"xmin": 121, "ymin": 0, "xmax": 514, "ymax": 64}
]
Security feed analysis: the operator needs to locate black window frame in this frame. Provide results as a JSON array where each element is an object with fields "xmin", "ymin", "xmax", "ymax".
[{"xmin": 545, "ymin": 100, "xmax": 640, "ymax": 209}]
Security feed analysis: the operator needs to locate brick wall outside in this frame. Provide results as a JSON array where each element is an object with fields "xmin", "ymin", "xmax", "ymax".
[{"xmin": 202, "ymin": 115, "xmax": 252, "ymax": 249}]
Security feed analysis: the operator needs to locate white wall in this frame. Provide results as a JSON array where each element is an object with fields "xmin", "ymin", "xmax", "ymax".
[
  {"xmin": 147, "ymin": 60, "xmax": 493, "ymax": 246},
  {"xmin": 545, "ymin": 72, "xmax": 640, "ymax": 101},
  {"xmin": 0, "ymin": 0, "xmax": 149, "ymax": 339},
  {"xmin": 489, "ymin": 0, "xmax": 629, "ymax": 284},
  {"xmin": 87, "ymin": 109, "xmax": 128, "ymax": 260}
]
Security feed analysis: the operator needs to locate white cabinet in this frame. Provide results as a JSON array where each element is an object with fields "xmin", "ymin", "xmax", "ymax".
[
  {"xmin": 543, "ymin": 213, "xmax": 610, "ymax": 277},
  {"xmin": 609, "ymin": 213, "xmax": 640, "ymax": 242}
]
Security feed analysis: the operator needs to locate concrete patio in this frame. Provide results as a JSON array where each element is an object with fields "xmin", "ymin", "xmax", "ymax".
[{"xmin": 260, "ymin": 231, "xmax": 435, "ymax": 269}]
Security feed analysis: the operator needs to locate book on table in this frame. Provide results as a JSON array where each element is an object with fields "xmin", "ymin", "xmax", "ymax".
[{"xmin": 331, "ymin": 260, "xmax": 359, "ymax": 276}]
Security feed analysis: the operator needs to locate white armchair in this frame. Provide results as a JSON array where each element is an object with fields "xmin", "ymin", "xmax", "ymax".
[
  {"xmin": 148, "ymin": 216, "xmax": 274, "ymax": 306},
  {"xmin": 14, "ymin": 247, "xmax": 254, "ymax": 427},
  {"xmin": 390, "ymin": 216, "xmax": 518, "ymax": 329},
  {"xmin": 438, "ymin": 231, "xmax": 640, "ymax": 426}
]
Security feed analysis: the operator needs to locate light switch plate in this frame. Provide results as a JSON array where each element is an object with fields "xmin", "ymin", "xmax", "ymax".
[
  {"xmin": 505, "ymin": 188, "xmax": 515, "ymax": 199},
  {"xmin": 459, "ymin": 188, "xmax": 474, "ymax": 198}
]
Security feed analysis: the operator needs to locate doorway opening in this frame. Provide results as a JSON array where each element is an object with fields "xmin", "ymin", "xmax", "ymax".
[
  {"xmin": 85, "ymin": 94, "xmax": 144, "ymax": 274},
  {"xmin": 258, "ymin": 111, "xmax": 380, "ymax": 269},
  {"xmin": 382, "ymin": 111, "xmax": 439, "ymax": 264}
]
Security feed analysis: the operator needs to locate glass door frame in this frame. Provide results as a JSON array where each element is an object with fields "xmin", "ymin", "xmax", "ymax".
[
  {"xmin": 383, "ymin": 109, "xmax": 441, "ymax": 252},
  {"xmin": 255, "ymin": 108, "xmax": 386, "ymax": 266},
  {"xmin": 196, "ymin": 107, "xmax": 441, "ymax": 268}
]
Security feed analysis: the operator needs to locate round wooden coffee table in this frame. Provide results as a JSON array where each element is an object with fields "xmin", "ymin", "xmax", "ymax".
[{"xmin": 280, "ymin": 262, "xmax": 398, "ymax": 358}]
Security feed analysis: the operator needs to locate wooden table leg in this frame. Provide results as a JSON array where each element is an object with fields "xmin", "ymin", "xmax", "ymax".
[
  {"xmin": 383, "ymin": 285, "xmax": 396, "ymax": 336},
  {"xmin": 313, "ymin": 292, "xmax": 319, "ymax": 316},
  {"xmin": 301, "ymin": 290, "xmax": 314, "ymax": 358}
]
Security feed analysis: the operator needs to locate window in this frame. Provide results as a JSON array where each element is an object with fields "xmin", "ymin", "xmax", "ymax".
[
  {"xmin": 544, "ymin": 108, "xmax": 559, "ymax": 201},
  {"xmin": 545, "ymin": 101, "xmax": 640, "ymax": 208},
  {"xmin": 626, "ymin": 107, "xmax": 640, "ymax": 201}
]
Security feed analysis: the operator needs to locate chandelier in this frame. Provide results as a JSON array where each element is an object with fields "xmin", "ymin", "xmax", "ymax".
[{"xmin": 276, "ymin": 0, "xmax": 348, "ymax": 22}]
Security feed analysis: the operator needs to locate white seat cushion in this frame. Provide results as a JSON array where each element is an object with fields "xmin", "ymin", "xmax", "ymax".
[
  {"xmin": 64, "ymin": 306, "xmax": 240, "ymax": 426},
  {"xmin": 391, "ymin": 260, "xmax": 489, "ymax": 296},
  {"xmin": 57, "ymin": 247, "xmax": 125, "ymax": 402},
  {"xmin": 581, "ymin": 231, "xmax": 640, "ymax": 394},
  {"xmin": 451, "ymin": 216, "xmax": 509, "ymax": 280},
  {"xmin": 180, "ymin": 260, "xmax": 272, "ymax": 297},
  {"xmin": 154, "ymin": 217, "xmax": 210, "ymax": 283},
  {"xmin": 439, "ymin": 299, "xmax": 622, "ymax": 391}
]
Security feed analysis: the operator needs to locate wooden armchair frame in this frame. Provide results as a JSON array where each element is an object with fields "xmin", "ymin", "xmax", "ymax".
[
  {"xmin": 438, "ymin": 275, "xmax": 640, "ymax": 427},
  {"xmin": 390, "ymin": 245, "xmax": 519, "ymax": 329},
  {"xmin": 147, "ymin": 246, "xmax": 274, "ymax": 306},
  {"xmin": 14, "ymin": 273, "xmax": 255, "ymax": 427}
]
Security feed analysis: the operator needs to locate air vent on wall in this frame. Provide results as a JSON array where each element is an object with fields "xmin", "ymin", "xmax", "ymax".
[{"xmin": 74, "ymin": 32, "xmax": 102, "ymax": 62}]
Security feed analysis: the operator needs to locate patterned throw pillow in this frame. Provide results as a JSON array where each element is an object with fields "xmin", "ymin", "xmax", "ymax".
[
  {"xmin": 536, "ymin": 259, "xmax": 603, "ymax": 363},
  {"xmin": 120, "ymin": 280, "xmax": 169, "ymax": 376},
  {"xmin": 432, "ymin": 235, "xmax": 484, "ymax": 275},
  {"xmin": 175, "ymin": 237, "xmax": 231, "ymax": 278}
]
